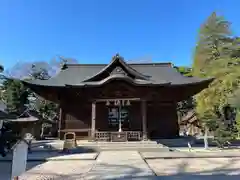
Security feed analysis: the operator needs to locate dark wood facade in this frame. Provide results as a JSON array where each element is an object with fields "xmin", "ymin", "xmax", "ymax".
[
  {"xmin": 57, "ymin": 81, "xmax": 191, "ymax": 140},
  {"xmin": 22, "ymin": 54, "xmax": 214, "ymax": 141}
]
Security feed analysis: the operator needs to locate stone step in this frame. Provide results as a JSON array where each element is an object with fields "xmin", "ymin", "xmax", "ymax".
[
  {"xmin": 31, "ymin": 144, "xmax": 170, "ymax": 153},
  {"xmin": 78, "ymin": 141, "xmax": 159, "ymax": 145},
  {"xmin": 77, "ymin": 143, "xmax": 164, "ymax": 147},
  {"xmin": 41, "ymin": 141, "xmax": 166, "ymax": 149},
  {"xmin": 95, "ymin": 147, "xmax": 171, "ymax": 152}
]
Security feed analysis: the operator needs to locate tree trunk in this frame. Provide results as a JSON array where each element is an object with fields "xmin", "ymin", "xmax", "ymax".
[{"xmin": 204, "ymin": 127, "xmax": 209, "ymax": 149}]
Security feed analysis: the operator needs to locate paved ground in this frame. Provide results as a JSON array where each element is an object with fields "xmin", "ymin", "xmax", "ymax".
[
  {"xmin": 19, "ymin": 160, "xmax": 95, "ymax": 180},
  {"xmin": 17, "ymin": 151, "xmax": 154, "ymax": 180},
  {"xmin": 0, "ymin": 152, "xmax": 98, "ymax": 161},
  {"xmin": 1, "ymin": 150, "xmax": 240, "ymax": 179},
  {"xmin": 83, "ymin": 151, "xmax": 154, "ymax": 180},
  {"xmin": 147, "ymin": 157, "xmax": 240, "ymax": 180},
  {"xmin": 141, "ymin": 151, "xmax": 240, "ymax": 158},
  {"xmin": 0, "ymin": 161, "xmax": 41, "ymax": 180}
]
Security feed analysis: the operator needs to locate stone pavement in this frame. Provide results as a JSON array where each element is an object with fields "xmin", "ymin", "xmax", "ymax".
[
  {"xmin": 19, "ymin": 160, "xmax": 95, "ymax": 180},
  {"xmin": 147, "ymin": 157, "xmax": 240, "ymax": 180},
  {"xmin": 18, "ymin": 151, "xmax": 155, "ymax": 180},
  {"xmin": 5, "ymin": 150, "xmax": 240, "ymax": 180},
  {"xmin": 0, "ymin": 161, "xmax": 42, "ymax": 180},
  {"xmin": 83, "ymin": 151, "xmax": 155, "ymax": 179},
  {"xmin": 141, "ymin": 151, "xmax": 240, "ymax": 159},
  {"xmin": 0, "ymin": 151, "xmax": 98, "ymax": 161}
]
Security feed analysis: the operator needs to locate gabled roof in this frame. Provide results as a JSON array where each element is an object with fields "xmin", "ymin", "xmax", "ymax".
[
  {"xmin": 83, "ymin": 54, "xmax": 150, "ymax": 82},
  {"xmin": 22, "ymin": 54, "xmax": 213, "ymax": 88}
]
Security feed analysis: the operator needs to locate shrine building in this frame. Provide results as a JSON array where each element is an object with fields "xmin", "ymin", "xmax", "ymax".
[{"xmin": 22, "ymin": 54, "xmax": 213, "ymax": 141}]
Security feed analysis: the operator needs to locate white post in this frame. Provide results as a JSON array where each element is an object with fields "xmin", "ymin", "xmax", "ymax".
[
  {"xmin": 204, "ymin": 127, "xmax": 209, "ymax": 149},
  {"xmin": 0, "ymin": 120, "xmax": 3, "ymax": 130},
  {"xmin": 0, "ymin": 120, "xmax": 3, "ymax": 137},
  {"xmin": 11, "ymin": 140, "xmax": 28, "ymax": 179}
]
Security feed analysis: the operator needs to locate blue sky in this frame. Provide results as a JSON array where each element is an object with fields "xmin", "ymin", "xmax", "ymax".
[{"xmin": 0, "ymin": 0, "xmax": 240, "ymax": 69}]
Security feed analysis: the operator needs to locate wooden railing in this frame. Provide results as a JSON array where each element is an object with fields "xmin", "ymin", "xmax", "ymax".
[{"xmin": 95, "ymin": 131, "xmax": 142, "ymax": 142}]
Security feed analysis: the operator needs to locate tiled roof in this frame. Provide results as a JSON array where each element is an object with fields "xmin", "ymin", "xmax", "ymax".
[{"xmin": 22, "ymin": 55, "xmax": 213, "ymax": 87}]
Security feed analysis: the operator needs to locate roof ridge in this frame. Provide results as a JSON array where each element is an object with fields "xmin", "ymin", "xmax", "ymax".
[{"xmin": 65, "ymin": 62, "xmax": 173, "ymax": 67}]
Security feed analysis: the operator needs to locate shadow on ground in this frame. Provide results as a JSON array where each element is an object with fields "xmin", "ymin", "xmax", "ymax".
[
  {"xmin": 19, "ymin": 161, "xmax": 240, "ymax": 180},
  {"xmin": 155, "ymin": 136, "xmax": 240, "ymax": 149},
  {"xmin": 0, "ymin": 143, "xmax": 98, "ymax": 179},
  {"xmin": 155, "ymin": 136, "xmax": 215, "ymax": 148}
]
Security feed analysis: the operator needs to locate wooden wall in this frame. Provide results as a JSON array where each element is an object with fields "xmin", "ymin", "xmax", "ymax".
[
  {"xmin": 147, "ymin": 102, "xmax": 179, "ymax": 139},
  {"xmin": 59, "ymin": 81, "xmax": 181, "ymax": 140}
]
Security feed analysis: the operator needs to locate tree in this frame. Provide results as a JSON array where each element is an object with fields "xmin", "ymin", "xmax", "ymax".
[
  {"xmin": 27, "ymin": 64, "xmax": 58, "ymax": 139},
  {"xmin": 235, "ymin": 111, "xmax": 240, "ymax": 139},
  {"xmin": 229, "ymin": 89, "xmax": 240, "ymax": 138},
  {"xmin": 193, "ymin": 12, "xmax": 240, "ymax": 148},
  {"xmin": 193, "ymin": 12, "xmax": 231, "ymax": 77},
  {"xmin": 175, "ymin": 66, "xmax": 195, "ymax": 119},
  {"xmin": 0, "ymin": 65, "xmax": 24, "ymax": 157},
  {"xmin": 0, "ymin": 57, "xmax": 76, "ymax": 156},
  {"xmin": 1, "ymin": 79, "xmax": 29, "ymax": 114},
  {"xmin": 174, "ymin": 66, "xmax": 193, "ymax": 77},
  {"xmin": 0, "ymin": 65, "xmax": 3, "ymax": 73}
]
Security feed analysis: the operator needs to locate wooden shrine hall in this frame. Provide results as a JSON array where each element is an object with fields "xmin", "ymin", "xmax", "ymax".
[{"xmin": 22, "ymin": 54, "xmax": 213, "ymax": 141}]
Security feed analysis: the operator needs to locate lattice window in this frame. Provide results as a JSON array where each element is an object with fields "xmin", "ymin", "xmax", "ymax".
[
  {"xmin": 95, "ymin": 131, "xmax": 110, "ymax": 141},
  {"xmin": 127, "ymin": 131, "xmax": 142, "ymax": 141}
]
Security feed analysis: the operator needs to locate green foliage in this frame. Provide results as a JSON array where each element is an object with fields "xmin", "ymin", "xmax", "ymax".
[
  {"xmin": 174, "ymin": 66, "xmax": 193, "ymax": 77},
  {"xmin": 0, "ymin": 61, "xmax": 60, "ymax": 156},
  {"xmin": 234, "ymin": 110, "xmax": 240, "ymax": 138},
  {"xmin": 1, "ymin": 79, "xmax": 29, "ymax": 114},
  {"xmin": 193, "ymin": 12, "xmax": 232, "ymax": 77},
  {"xmin": 0, "ymin": 65, "xmax": 23, "ymax": 157},
  {"xmin": 229, "ymin": 90, "xmax": 240, "ymax": 138},
  {"xmin": 0, "ymin": 65, "xmax": 4, "ymax": 73},
  {"xmin": 214, "ymin": 123, "xmax": 233, "ymax": 148},
  {"xmin": 193, "ymin": 12, "xmax": 240, "ymax": 146},
  {"xmin": 175, "ymin": 66, "xmax": 195, "ymax": 116}
]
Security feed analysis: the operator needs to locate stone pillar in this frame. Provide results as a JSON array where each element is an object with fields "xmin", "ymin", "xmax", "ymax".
[
  {"xmin": 91, "ymin": 101, "xmax": 96, "ymax": 140},
  {"xmin": 141, "ymin": 100, "xmax": 147, "ymax": 140}
]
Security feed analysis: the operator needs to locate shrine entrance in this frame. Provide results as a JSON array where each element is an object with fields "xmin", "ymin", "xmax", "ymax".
[
  {"xmin": 107, "ymin": 99, "xmax": 131, "ymax": 132},
  {"xmin": 91, "ymin": 98, "xmax": 148, "ymax": 141},
  {"xmin": 107, "ymin": 106, "xmax": 130, "ymax": 131}
]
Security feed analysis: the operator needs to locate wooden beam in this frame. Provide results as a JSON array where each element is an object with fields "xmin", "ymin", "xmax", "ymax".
[
  {"xmin": 58, "ymin": 107, "xmax": 62, "ymax": 139},
  {"xmin": 91, "ymin": 102, "xmax": 96, "ymax": 140},
  {"xmin": 141, "ymin": 100, "xmax": 147, "ymax": 140},
  {"xmin": 94, "ymin": 98, "xmax": 141, "ymax": 103}
]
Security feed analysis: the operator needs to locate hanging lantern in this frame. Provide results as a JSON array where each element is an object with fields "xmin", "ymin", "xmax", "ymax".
[
  {"xmin": 126, "ymin": 100, "xmax": 131, "ymax": 106},
  {"xmin": 114, "ymin": 100, "xmax": 120, "ymax": 106},
  {"xmin": 106, "ymin": 100, "xmax": 110, "ymax": 106}
]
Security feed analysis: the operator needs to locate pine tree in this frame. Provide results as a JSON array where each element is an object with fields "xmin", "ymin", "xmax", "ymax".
[
  {"xmin": 193, "ymin": 12, "xmax": 231, "ymax": 77},
  {"xmin": 193, "ymin": 12, "xmax": 240, "ymax": 148}
]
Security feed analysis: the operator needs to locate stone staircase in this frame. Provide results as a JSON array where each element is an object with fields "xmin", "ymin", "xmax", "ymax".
[
  {"xmin": 77, "ymin": 141, "xmax": 170, "ymax": 152},
  {"xmin": 32, "ymin": 140, "xmax": 172, "ymax": 152},
  {"xmin": 33, "ymin": 137, "xmax": 221, "ymax": 153}
]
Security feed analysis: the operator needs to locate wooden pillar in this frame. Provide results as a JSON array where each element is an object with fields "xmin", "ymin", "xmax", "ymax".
[
  {"xmin": 58, "ymin": 107, "xmax": 62, "ymax": 139},
  {"xmin": 91, "ymin": 101, "xmax": 96, "ymax": 140},
  {"xmin": 141, "ymin": 100, "xmax": 147, "ymax": 140}
]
